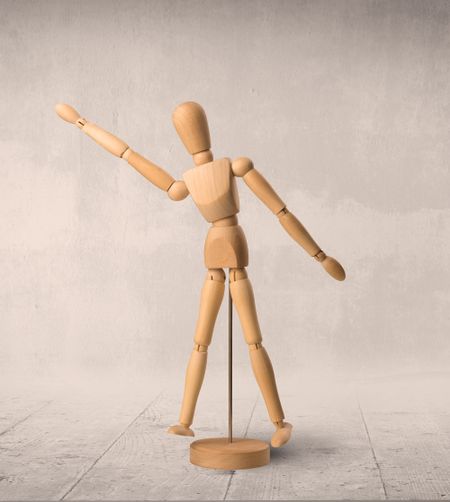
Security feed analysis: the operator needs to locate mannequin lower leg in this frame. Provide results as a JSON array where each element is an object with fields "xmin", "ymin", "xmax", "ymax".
[
  {"xmin": 168, "ymin": 268, "xmax": 225, "ymax": 436},
  {"xmin": 178, "ymin": 344, "xmax": 208, "ymax": 427},
  {"xmin": 248, "ymin": 343, "xmax": 284, "ymax": 423}
]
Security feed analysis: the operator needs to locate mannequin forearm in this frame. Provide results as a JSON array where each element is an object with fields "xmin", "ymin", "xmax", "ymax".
[
  {"xmin": 277, "ymin": 208, "xmax": 321, "ymax": 257},
  {"xmin": 276, "ymin": 207, "xmax": 345, "ymax": 280}
]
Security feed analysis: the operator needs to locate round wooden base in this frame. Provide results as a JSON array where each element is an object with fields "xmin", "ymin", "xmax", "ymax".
[{"xmin": 190, "ymin": 437, "xmax": 270, "ymax": 470}]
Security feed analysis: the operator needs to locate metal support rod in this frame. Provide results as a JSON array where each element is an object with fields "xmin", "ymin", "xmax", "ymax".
[{"xmin": 228, "ymin": 270, "xmax": 233, "ymax": 443}]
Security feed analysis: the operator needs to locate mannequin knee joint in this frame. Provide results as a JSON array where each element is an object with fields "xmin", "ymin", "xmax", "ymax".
[{"xmin": 249, "ymin": 342, "xmax": 263, "ymax": 351}]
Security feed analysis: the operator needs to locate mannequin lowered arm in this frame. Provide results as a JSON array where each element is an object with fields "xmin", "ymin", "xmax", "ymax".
[
  {"xmin": 231, "ymin": 157, "xmax": 346, "ymax": 281},
  {"xmin": 55, "ymin": 104, "xmax": 189, "ymax": 201}
]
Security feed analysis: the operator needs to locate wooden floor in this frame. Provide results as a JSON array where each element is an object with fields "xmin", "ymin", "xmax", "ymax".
[{"xmin": 0, "ymin": 372, "xmax": 449, "ymax": 500}]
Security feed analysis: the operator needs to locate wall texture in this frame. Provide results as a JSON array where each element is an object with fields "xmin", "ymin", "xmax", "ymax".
[{"xmin": 1, "ymin": 0, "xmax": 449, "ymax": 383}]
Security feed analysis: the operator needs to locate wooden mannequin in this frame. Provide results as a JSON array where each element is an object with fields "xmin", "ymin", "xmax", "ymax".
[{"xmin": 55, "ymin": 101, "xmax": 345, "ymax": 451}]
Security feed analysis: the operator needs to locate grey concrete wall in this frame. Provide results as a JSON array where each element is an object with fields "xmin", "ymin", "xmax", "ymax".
[{"xmin": 1, "ymin": 0, "xmax": 449, "ymax": 383}]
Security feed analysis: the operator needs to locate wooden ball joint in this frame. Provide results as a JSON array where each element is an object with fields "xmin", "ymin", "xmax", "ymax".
[{"xmin": 55, "ymin": 101, "xmax": 346, "ymax": 470}]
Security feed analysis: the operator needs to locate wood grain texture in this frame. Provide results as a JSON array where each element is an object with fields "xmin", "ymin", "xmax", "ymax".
[
  {"xmin": 126, "ymin": 150, "xmax": 175, "ymax": 191},
  {"xmin": 356, "ymin": 375, "xmax": 450, "ymax": 500},
  {"xmin": 0, "ymin": 396, "xmax": 51, "ymax": 437},
  {"xmin": 172, "ymin": 102, "xmax": 211, "ymax": 155},
  {"xmin": 204, "ymin": 224, "xmax": 249, "ymax": 268},
  {"xmin": 0, "ymin": 388, "xmax": 158, "ymax": 501},
  {"xmin": 64, "ymin": 388, "xmax": 259, "ymax": 500},
  {"xmin": 224, "ymin": 385, "xmax": 386, "ymax": 500},
  {"xmin": 242, "ymin": 168, "xmax": 285, "ymax": 215},
  {"xmin": 183, "ymin": 158, "xmax": 239, "ymax": 223},
  {"xmin": 190, "ymin": 437, "xmax": 270, "ymax": 470},
  {"xmin": 277, "ymin": 209, "xmax": 321, "ymax": 257},
  {"xmin": 1, "ymin": 375, "xmax": 449, "ymax": 500},
  {"xmin": 82, "ymin": 122, "xmax": 129, "ymax": 158}
]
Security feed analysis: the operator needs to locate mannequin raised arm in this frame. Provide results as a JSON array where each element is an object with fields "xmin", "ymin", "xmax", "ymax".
[
  {"xmin": 231, "ymin": 157, "xmax": 346, "ymax": 281},
  {"xmin": 55, "ymin": 104, "xmax": 188, "ymax": 201}
]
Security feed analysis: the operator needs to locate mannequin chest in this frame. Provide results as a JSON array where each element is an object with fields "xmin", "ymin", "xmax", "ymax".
[{"xmin": 183, "ymin": 158, "xmax": 240, "ymax": 223}]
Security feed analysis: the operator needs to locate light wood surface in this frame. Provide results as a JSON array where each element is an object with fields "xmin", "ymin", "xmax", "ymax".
[
  {"xmin": 242, "ymin": 167, "xmax": 286, "ymax": 215},
  {"xmin": 82, "ymin": 122, "xmax": 129, "ymax": 157},
  {"xmin": 190, "ymin": 437, "xmax": 270, "ymax": 470},
  {"xmin": 172, "ymin": 101, "xmax": 211, "ymax": 155},
  {"xmin": 232, "ymin": 157, "xmax": 346, "ymax": 281},
  {"xmin": 125, "ymin": 150, "xmax": 175, "ymax": 191},
  {"xmin": 248, "ymin": 346, "xmax": 284, "ymax": 424},
  {"xmin": 193, "ymin": 149, "xmax": 213, "ymax": 166},
  {"xmin": 55, "ymin": 104, "xmax": 128, "ymax": 157},
  {"xmin": 178, "ymin": 349, "xmax": 208, "ymax": 428},
  {"xmin": 172, "ymin": 272, "xmax": 225, "ymax": 430},
  {"xmin": 270, "ymin": 421, "xmax": 293, "ymax": 448},
  {"xmin": 277, "ymin": 209, "xmax": 321, "ymax": 256},
  {"xmin": 230, "ymin": 273, "xmax": 285, "ymax": 429},
  {"xmin": 55, "ymin": 103, "xmax": 83, "ymax": 125},
  {"xmin": 204, "ymin": 225, "xmax": 249, "ymax": 269},
  {"xmin": 231, "ymin": 157, "xmax": 254, "ymax": 177},
  {"xmin": 1, "ymin": 374, "xmax": 449, "ymax": 500},
  {"xmin": 167, "ymin": 180, "xmax": 189, "ymax": 201},
  {"xmin": 183, "ymin": 158, "xmax": 239, "ymax": 222},
  {"xmin": 193, "ymin": 272, "xmax": 225, "ymax": 348},
  {"xmin": 229, "ymin": 276, "xmax": 262, "ymax": 346}
]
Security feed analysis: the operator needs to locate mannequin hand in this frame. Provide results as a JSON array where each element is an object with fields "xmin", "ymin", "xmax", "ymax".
[
  {"xmin": 55, "ymin": 104, "xmax": 130, "ymax": 158},
  {"xmin": 55, "ymin": 103, "xmax": 84, "ymax": 126},
  {"xmin": 314, "ymin": 251, "xmax": 346, "ymax": 281}
]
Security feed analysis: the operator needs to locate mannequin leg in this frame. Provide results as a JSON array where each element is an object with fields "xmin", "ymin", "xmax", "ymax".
[
  {"xmin": 229, "ymin": 267, "xmax": 292, "ymax": 447},
  {"xmin": 168, "ymin": 268, "xmax": 225, "ymax": 436}
]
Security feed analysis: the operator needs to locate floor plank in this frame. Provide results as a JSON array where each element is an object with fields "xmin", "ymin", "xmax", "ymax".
[
  {"xmin": 65, "ymin": 385, "xmax": 259, "ymax": 501},
  {"xmin": 357, "ymin": 374, "xmax": 450, "ymax": 500},
  {"xmin": 224, "ymin": 382, "xmax": 386, "ymax": 500},
  {"xmin": 0, "ymin": 396, "xmax": 52, "ymax": 437},
  {"xmin": 0, "ymin": 386, "xmax": 157, "ymax": 501},
  {"xmin": 1, "ymin": 374, "xmax": 449, "ymax": 500}
]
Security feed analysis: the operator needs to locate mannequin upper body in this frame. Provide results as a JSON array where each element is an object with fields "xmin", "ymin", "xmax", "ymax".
[
  {"xmin": 55, "ymin": 101, "xmax": 345, "ymax": 280},
  {"xmin": 182, "ymin": 156, "xmax": 250, "ymax": 269}
]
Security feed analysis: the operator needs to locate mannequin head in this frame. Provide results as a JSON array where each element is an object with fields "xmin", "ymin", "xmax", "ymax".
[{"xmin": 172, "ymin": 101, "xmax": 213, "ymax": 165}]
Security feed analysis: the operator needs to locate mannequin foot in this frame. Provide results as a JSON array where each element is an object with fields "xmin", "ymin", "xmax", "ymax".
[
  {"xmin": 270, "ymin": 421, "xmax": 292, "ymax": 448},
  {"xmin": 167, "ymin": 423, "xmax": 195, "ymax": 437}
]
